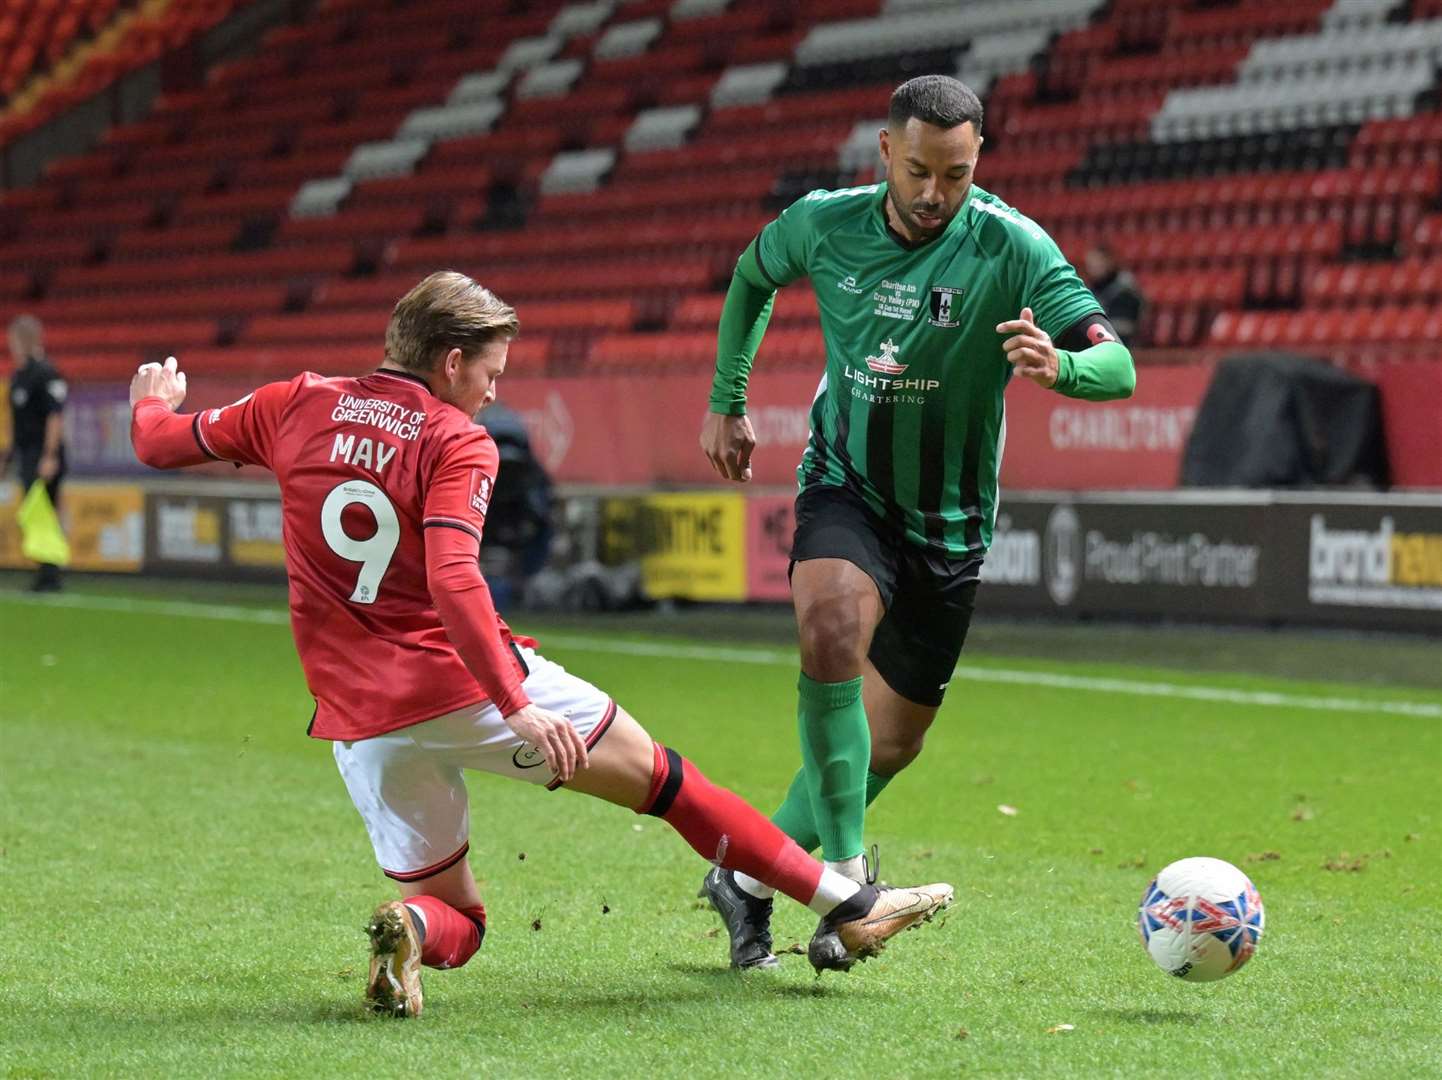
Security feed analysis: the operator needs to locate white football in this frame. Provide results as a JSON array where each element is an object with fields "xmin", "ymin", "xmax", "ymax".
[{"xmin": 1137, "ymin": 856, "xmax": 1264, "ymax": 982}]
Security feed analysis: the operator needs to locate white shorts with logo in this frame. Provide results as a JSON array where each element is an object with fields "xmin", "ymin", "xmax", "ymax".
[{"xmin": 333, "ymin": 647, "xmax": 616, "ymax": 882}]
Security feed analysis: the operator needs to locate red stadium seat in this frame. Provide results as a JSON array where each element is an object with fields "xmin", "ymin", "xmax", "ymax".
[
  {"xmin": 4, "ymin": 0, "xmax": 1442, "ymax": 387},
  {"xmin": 42, "ymin": 317, "xmax": 218, "ymax": 351}
]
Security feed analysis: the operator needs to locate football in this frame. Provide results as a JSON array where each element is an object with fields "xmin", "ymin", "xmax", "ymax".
[{"xmin": 1137, "ymin": 857, "xmax": 1265, "ymax": 982}]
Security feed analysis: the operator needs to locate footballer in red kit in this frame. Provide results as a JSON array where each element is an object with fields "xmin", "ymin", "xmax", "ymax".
[
  {"xmin": 159, "ymin": 364, "xmax": 531, "ymax": 740},
  {"xmin": 129, "ymin": 271, "xmax": 952, "ymax": 1017}
]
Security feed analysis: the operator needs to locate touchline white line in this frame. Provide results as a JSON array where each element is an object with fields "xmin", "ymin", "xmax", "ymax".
[{"xmin": 5, "ymin": 591, "xmax": 1439, "ymax": 719}]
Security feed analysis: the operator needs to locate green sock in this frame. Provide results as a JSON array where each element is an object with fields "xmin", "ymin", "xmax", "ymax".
[
  {"xmin": 795, "ymin": 673, "xmax": 870, "ymax": 862},
  {"xmin": 773, "ymin": 767, "xmax": 894, "ymax": 854}
]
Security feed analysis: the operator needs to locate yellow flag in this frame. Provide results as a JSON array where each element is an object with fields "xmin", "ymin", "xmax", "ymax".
[{"xmin": 17, "ymin": 481, "xmax": 70, "ymax": 566}]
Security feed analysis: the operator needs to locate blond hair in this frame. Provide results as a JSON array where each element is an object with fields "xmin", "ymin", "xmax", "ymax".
[{"xmin": 384, "ymin": 271, "xmax": 518, "ymax": 371}]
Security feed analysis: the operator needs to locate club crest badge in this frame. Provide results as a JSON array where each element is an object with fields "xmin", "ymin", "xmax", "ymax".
[{"xmin": 929, "ymin": 286, "xmax": 964, "ymax": 328}]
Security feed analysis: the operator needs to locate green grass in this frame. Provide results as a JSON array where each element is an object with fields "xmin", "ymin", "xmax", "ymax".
[{"xmin": 1, "ymin": 584, "xmax": 1439, "ymax": 1078}]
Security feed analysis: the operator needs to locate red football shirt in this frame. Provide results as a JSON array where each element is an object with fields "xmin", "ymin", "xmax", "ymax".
[{"xmin": 141, "ymin": 368, "xmax": 530, "ymax": 740}]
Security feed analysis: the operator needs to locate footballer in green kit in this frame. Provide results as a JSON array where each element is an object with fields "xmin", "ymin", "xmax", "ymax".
[{"xmin": 699, "ymin": 75, "xmax": 1137, "ymax": 970}]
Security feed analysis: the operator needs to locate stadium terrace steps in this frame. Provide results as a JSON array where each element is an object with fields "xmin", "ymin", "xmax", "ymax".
[
  {"xmin": 587, "ymin": 326, "xmax": 825, "ymax": 371},
  {"xmin": 0, "ymin": 0, "xmax": 245, "ymax": 146},
  {"xmin": 5, "ymin": 0, "xmax": 1442, "ymax": 372},
  {"xmin": 46, "ymin": 244, "xmax": 355, "ymax": 295},
  {"xmin": 28, "ymin": 283, "xmax": 289, "ymax": 324},
  {"xmin": 1411, "ymin": 214, "xmax": 1442, "ymax": 255},
  {"xmin": 670, "ymin": 287, "xmax": 821, "ymax": 329},
  {"xmin": 1307, "ymin": 259, "xmax": 1442, "ymax": 307},
  {"xmin": 40, "ymin": 317, "xmax": 219, "ymax": 352},
  {"xmin": 1209, "ymin": 306, "xmax": 1442, "ymax": 348},
  {"xmin": 1351, "ymin": 113, "xmax": 1442, "ymax": 167},
  {"xmin": 535, "ymin": 171, "xmax": 777, "ymax": 218},
  {"xmin": 240, "ymin": 300, "xmax": 632, "ymax": 347},
  {"xmin": 0, "ymin": 0, "xmax": 122, "ymax": 95},
  {"xmin": 275, "ymin": 207, "xmax": 429, "ymax": 246},
  {"xmin": 612, "ymin": 127, "xmax": 853, "ymax": 181},
  {"xmin": 387, "ymin": 216, "xmax": 766, "ymax": 267},
  {"xmin": 1052, "ymin": 223, "xmax": 1344, "ymax": 271},
  {"xmin": 1034, "ymin": 166, "xmax": 1442, "ymax": 233}
]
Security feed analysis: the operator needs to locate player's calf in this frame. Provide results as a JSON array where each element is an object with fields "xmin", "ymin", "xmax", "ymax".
[
  {"xmin": 404, "ymin": 894, "xmax": 487, "ymax": 969},
  {"xmin": 635, "ymin": 741, "xmax": 856, "ymax": 916}
]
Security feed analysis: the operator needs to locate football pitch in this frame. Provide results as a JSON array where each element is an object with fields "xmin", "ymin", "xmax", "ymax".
[{"xmin": 1, "ymin": 580, "xmax": 1438, "ymax": 1078}]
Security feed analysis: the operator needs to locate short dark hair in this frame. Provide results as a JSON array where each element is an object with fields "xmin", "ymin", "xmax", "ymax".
[{"xmin": 888, "ymin": 75, "xmax": 983, "ymax": 133}]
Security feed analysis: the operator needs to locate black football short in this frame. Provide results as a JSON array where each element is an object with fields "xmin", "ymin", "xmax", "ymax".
[{"xmin": 789, "ymin": 483, "xmax": 981, "ymax": 707}]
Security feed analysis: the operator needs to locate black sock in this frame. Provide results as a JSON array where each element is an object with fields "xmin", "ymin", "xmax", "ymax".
[{"xmin": 824, "ymin": 883, "xmax": 878, "ymax": 924}]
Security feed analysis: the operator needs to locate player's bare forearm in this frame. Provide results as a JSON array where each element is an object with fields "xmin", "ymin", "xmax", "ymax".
[
  {"xmin": 41, "ymin": 413, "xmax": 63, "ymax": 457},
  {"xmin": 37, "ymin": 415, "xmax": 64, "ymax": 479}
]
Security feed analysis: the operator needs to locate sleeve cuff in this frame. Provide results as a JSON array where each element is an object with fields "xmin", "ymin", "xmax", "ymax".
[{"xmin": 1051, "ymin": 350, "xmax": 1075, "ymax": 394}]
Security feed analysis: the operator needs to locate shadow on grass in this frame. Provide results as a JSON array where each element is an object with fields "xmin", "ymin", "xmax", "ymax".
[
  {"xmin": 665, "ymin": 960, "xmax": 845, "ymax": 997},
  {"xmin": 1092, "ymin": 1007, "xmax": 1204, "ymax": 1026},
  {"xmin": 39, "ymin": 964, "xmax": 863, "ymax": 1035}
]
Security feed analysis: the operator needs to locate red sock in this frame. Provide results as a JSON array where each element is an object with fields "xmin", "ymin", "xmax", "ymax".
[
  {"xmin": 638, "ymin": 743, "xmax": 823, "ymax": 906},
  {"xmin": 403, "ymin": 894, "xmax": 487, "ymax": 969}
]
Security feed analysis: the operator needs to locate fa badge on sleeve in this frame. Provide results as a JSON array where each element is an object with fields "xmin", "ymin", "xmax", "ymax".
[{"xmin": 469, "ymin": 470, "xmax": 492, "ymax": 517}]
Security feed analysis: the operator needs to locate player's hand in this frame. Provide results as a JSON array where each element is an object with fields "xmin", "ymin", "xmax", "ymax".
[
  {"xmin": 700, "ymin": 411, "xmax": 756, "ymax": 483},
  {"xmin": 130, "ymin": 356, "xmax": 188, "ymax": 410},
  {"xmin": 503, "ymin": 703, "xmax": 589, "ymax": 783},
  {"xmin": 37, "ymin": 452, "xmax": 59, "ymax": 481},
  {"xmin": 997, "ymin": 307, "xmax": 1059, "ymax": 389}
]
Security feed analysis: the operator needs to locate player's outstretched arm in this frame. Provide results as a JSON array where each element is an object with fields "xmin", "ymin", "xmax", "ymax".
[
  {"xmin": 129, "ymin": 357, "xmax": 210, "ymax": 469},
  {"xmin": 131, "ymin": 359, "xmax": 290, "ymax": 470}
]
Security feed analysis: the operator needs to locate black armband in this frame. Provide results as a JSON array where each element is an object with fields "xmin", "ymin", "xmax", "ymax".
[{"xmin": 1054, "ymin": 312, "xmax": 1122, "ymax": 352}]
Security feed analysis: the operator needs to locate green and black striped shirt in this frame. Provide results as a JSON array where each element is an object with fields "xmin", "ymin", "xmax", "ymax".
[{"xmin": 710, "ymin": 182, "xmax": 1134, "ymax": 557}]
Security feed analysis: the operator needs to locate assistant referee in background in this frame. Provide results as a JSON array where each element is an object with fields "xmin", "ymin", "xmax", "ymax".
[{"xmin": 4, "ymin": 314, "xmax": 68, "ymax": 591}]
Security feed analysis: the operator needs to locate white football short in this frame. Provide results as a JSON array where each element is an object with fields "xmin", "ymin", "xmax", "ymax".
[{"xmin": 332, "ymin": 647, "xmax": 616, "ymax": 881}]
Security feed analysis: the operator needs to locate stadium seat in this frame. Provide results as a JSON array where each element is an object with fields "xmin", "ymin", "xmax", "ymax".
[{"xmin": 5, "ymin": 0, "xmax": 1442, "ymax": 382}]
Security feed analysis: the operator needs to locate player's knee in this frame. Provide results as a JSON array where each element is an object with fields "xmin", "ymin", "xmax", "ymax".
[
  {"xmin": 797, "ymin": 603, "xmax": 869, "ymax": 681},
  {"xmin": 871, "ymin": 731, "xmax": 925, "ymax": 774}
]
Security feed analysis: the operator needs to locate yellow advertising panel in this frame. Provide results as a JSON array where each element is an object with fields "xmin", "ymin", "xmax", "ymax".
[
  {"xmin": 603, "ymin": 491, "xmax": 747, "ymax": 601},
  {"xmin": 228, "ymin": 498, "xmax": 286, "ymax": 567},
  {"xmin": 0, "ymin": 481, "xmax": 144, "ymax": 572},
  {"xmin": 0, "ymin": 481, "xmax": 21, "ymax": 568},
  {"xmin": 66, "ymin": 484, "xmax": 145, "ymax": 571}
]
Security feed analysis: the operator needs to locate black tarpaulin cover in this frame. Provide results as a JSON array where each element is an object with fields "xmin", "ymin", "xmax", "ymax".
[{"xmin": 1181, "ymin": 354, "xmax": 1389, "ymax": 488}]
